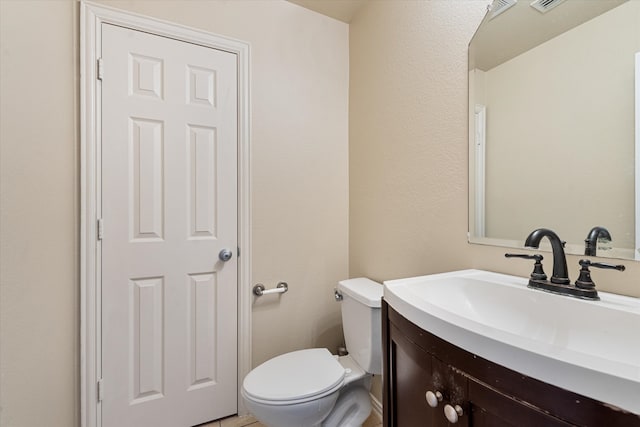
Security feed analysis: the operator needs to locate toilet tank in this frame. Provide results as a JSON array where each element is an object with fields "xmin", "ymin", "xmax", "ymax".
[{"xmin": 337, "ymin": 278, "xmax": 383, "ymax": 375}]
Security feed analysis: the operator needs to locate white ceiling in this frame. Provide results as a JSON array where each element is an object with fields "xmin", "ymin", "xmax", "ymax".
[{"xmin": 286, "ymin": 0, "xmax": 367, "ymax": 23}]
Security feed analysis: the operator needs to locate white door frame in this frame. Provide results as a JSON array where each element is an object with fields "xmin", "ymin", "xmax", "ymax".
[
  {"xmin": 635, "ymin": 52, "xmax": 640, "ymax": 260},
  {"xmin": 80, "ymin": 3, "xmax": 252, "ymax": 426}
]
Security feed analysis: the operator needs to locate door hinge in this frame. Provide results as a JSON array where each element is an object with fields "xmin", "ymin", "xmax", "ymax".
[
  {"xmin": 97, "ymin": 378, "xmax": 104, "ymax": 402},
  {"xmin": 97, "ymin": 57, "xmax": 104, "ymax": 81},
  {"xmin": 97, "ymin": 218, "xmax": 104, "ymax": 240},
  {"xmin": 237, "ymin": 246, "xmax": 240, "ymax": 258}
]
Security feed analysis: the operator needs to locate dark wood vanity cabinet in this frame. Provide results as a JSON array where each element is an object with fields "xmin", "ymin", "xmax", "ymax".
[
  {"xmin": 390, "ymin": 327, "xmax": 468, "ymax": 426},
  {"xmin": 382, "ymin": 300, "xmax": 640, "ymax": 427}
]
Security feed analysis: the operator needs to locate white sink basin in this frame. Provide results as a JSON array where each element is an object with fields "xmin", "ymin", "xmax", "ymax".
[{"xmin": 383, "ymin": 269, "xmax": 640, "ymax": 414}]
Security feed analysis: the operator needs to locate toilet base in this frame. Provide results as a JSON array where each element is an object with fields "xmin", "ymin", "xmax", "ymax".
[
  {"xmin": 242, "ymin": 389, "xmax": 339, "ymax": 427},
  {"xmin": 243, "ymin": 383, "xmax": 373, "ymax": 427},
  {"xmin": 322, "ymin": 385, "xmax": 372, "ymax": 427}
]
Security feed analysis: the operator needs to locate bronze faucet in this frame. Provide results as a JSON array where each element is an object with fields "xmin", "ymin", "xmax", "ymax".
[
  {"xmin": 584, "ymin": 226, "xmax": 612, "ymax": 256},
  {"xmin": 524, "ymin": 228, "xmax": 570, "ymax": 285},
  {"xmin": 506, "ymin": 228, "xmax": 625, "ymax": 301}
]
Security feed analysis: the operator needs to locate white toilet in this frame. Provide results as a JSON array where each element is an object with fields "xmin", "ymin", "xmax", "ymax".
[{"xmin": 241, "ymin": 278, "xmax": 383, "ymax": 427}]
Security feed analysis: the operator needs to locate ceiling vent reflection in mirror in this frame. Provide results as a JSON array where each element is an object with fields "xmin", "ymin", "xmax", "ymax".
[
  {"xmin": 488, "ymin": 0, "xmax": 517, "ymax": 20},
  {"xmin": 530, "ymin": 0, "xmax": 567, "ymax": 13}
]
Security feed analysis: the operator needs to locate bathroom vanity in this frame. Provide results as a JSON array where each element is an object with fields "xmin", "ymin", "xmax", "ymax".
[{"xmin": 381, "ymin": 270, "xmax": 640, "ymax": 427}]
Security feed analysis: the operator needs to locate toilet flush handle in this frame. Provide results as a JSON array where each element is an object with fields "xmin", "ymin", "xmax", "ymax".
[{"xmin": 334, "ymin": 288, "xmax": 343, "ymax": 301}]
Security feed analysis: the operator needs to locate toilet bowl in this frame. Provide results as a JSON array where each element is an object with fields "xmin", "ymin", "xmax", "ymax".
[
  {"xmin": 242, "ymin": 278, "xmax": 383, "ymax": 427},
  {"xmin": 242, "ymin": 349, "xmax": 372, "ymax": 427}
]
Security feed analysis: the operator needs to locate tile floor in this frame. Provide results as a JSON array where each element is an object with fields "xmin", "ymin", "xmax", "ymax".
[{"xmin": 201, "ymin": 411, "xmax": 383, "ymax": 427}]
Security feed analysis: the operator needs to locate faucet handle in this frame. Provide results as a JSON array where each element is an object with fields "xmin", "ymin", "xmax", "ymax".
[
  {"xmin": 575, "ymin": 259, "xmax": 625, "ymax": 290},
  {"xmin": 505, "ymin": 253, "xmax": 547, "ymax": 281}
]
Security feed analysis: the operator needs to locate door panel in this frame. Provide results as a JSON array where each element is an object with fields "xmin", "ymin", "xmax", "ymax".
[{"xmin": 101, "ymin": 23, "xmax": 238, "ymax": 427}]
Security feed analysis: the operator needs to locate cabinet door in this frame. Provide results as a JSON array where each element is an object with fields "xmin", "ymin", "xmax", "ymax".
[
  {"xmin": 431, "ymin": 357, "xmax": 470, "ymax": 427},
  {"xmin": 389, "ymin": 325, "xmax": 437, "ymax": 426},
  {"xmin": 468, "ymin": 379, "xmax": 574, "ymax": 427},
  {"xmin": 388, "ymin": 325, "xmax": 471, "ymax": 427}
]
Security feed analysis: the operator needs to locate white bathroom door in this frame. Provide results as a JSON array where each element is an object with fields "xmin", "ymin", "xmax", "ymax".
[{"xmin": 100, "ymin": 23, "xmax": 238, "ymax": 427}]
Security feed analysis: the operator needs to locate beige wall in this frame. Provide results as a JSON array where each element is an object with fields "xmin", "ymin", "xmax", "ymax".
[
  {"xmin": 349, "ymin": 0, "xmax": 640, "ymax": 403},
  {"xmin": 1, "ymin": 1, "xmax": 79, "ymax": 426},
  {"xmin": 3, "ymin": 1, "xmax": 640, "ymax": 426},
  {"xmin": 350, "ymin": 0, "xmax": 640, "ymax": 298},
  {"xmin": 0, "ymin": 1, "xmax": 348, "ymax": 426},
  {"xmin": 348, "ymin": 0, "xmax": 640, "ymax": 312},
  {"xmin": 350, "ymin": 1, "xmax": 487, "ymax": 282}
]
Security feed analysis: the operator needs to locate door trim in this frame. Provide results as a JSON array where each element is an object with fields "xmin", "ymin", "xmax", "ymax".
[{"xmin": 80, "ymin": 3, "xmax": 252, "ymax": 426}]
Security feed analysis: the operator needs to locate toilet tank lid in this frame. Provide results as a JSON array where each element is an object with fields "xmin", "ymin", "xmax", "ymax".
[{"xmin": 338, "ymin": 278, "xmax": 383, "ymax": 308}]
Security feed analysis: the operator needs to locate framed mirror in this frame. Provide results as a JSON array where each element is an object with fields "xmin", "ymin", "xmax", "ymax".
[{"xmin": 468, "ymin": 0, "xmax": 640, "ymax": 260}]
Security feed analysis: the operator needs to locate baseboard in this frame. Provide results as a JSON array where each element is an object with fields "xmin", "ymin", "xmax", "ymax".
[{"xmin": 370, "ymin": 393, "xmax": 383, "ymax": 421}]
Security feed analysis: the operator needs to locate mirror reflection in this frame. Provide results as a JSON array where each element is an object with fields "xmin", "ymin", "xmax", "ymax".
[{"xmin": 468, "ymin": 0, "xmax": 640, "ymax": 260}]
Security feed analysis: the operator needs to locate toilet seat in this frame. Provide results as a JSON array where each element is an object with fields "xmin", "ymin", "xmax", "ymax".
[{"xmin": 242, "ymin": 348, "xmax": 346, "ymax": 405}]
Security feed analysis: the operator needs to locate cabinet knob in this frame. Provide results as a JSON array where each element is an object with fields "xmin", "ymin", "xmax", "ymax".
[
  {"xmin": 425, "ymin": 390, "xmax": 443, "ymax": 408},
  {"xmin": 444, "ymin": 404, "xmax": 464, "ymax": 423}
]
